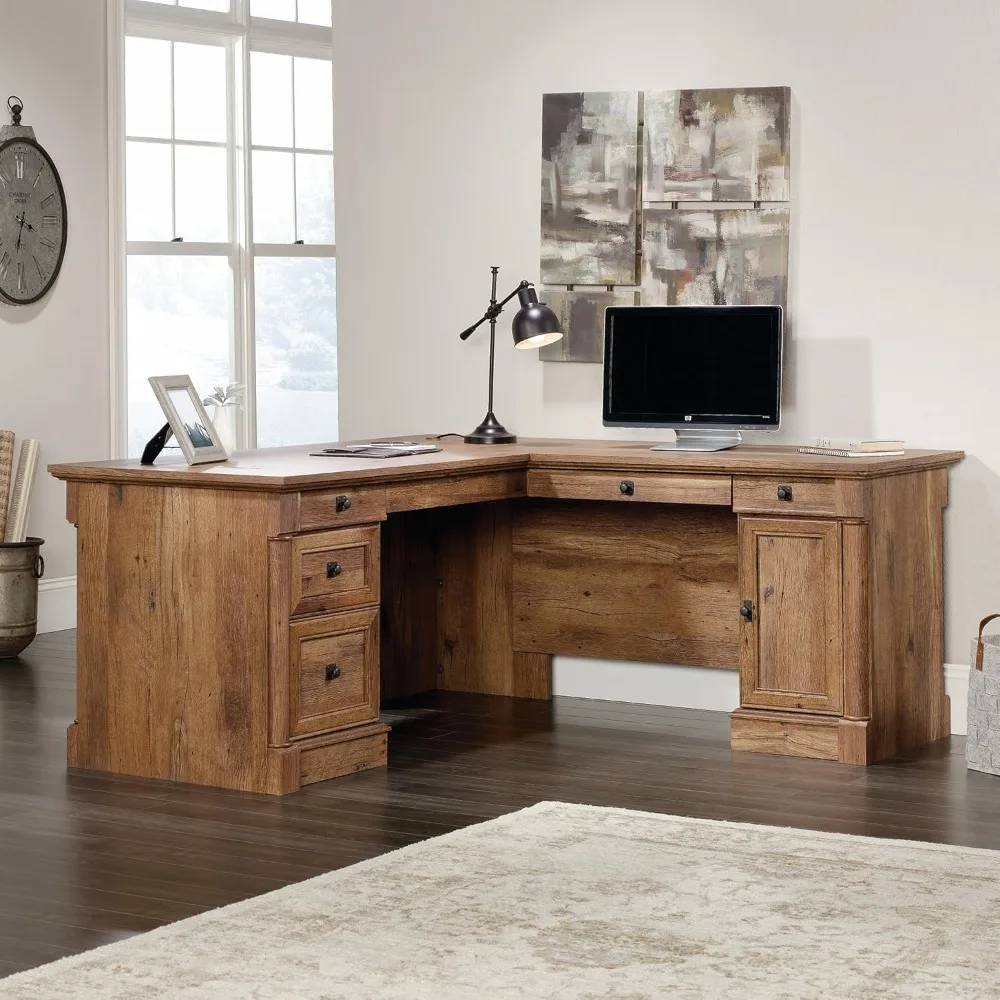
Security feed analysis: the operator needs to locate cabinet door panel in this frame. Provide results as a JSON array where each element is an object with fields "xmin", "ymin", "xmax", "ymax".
[{"xmin": 740, "ymin": 517, "xmax": 843, "ymax": 714}]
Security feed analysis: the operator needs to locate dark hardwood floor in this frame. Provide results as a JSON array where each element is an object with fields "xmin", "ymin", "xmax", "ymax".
[{"xmin": 0, "ymin": 630, "xmax": 995, "ymax": 977}]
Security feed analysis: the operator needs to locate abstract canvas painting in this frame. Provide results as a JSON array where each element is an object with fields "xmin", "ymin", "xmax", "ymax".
[
  {"xmin": 538, "ymin": 288, "xmax": 640, "ymax": 363},
  {"xmin": 642, "ymin": 208, "xmax": 789, "ymax": 306},
  {"xmin": 541, "ymin": 92, "xmax": 640, "ymax": 285},
  {"xmin": 644, "ymin": 87, "xmax": 790, "ymax": 202}
]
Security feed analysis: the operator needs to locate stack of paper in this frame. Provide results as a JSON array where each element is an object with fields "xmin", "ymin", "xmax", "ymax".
[{"xmin": 0, "ymin": 432, "xmax": 40, "ymax": 543}]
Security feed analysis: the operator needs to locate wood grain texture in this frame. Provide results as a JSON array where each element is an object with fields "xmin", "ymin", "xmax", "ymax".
[
  {"xmin": 730, "ymin": 708, "xmax": 840, "ymax": 761},
  {"xmin": 298, "ymin": 723, "xmax": 389, "ymax": 785},
  {"xmin": 71, "ymin": 483, "xmax": 273, "ymax": 792},
  {"xmin": 838, "ymin": 719, "xmax": 874, "ymax": 765},
  {"xmin": 438, "ymin": 502, "xmax": 552, "ymax": 699},
  {"xmin": 288, "ymin": 608, "xmax": 380, "ymax": 739},
  {"xmin": 513, "ymin": 501, "xmax": 739, "ymax": 669},
  {"xmin": 379, "ymin": 511, "xmax": 441, "ymax": 702},
  {"xmin": 868, "ymin": 469, "xmax": 951, "ymax": 761},
  {"xmin": 298, "ymin": 486, "xmax": 387, "ymax": 532},
  {"xmin": 48, "ymin": 439, "xmax": 965, "ymax": 492},
  {"xmin": 385, "ymin": 469, "xmax": 526, "ymax": 513},
  {"xmin": 289, "ymin": 524, "xmax": 380, "ymax": 617},
  {"xmin": 733, "ymin": 476, "xmax": 869, "ymax": 518},
  {"xmin": 842, "ymin": 522, "xmax": 872, "ymax": 721},
  {"xmin": 527, "ymin": 469, "xmax": 732, "ymax": 506},
  {"xmin": 739, "ymin": 517, "xmax": 844, "ymax": 714}
]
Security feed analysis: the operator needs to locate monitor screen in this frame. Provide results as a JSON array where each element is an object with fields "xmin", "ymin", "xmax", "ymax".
[{"xmin": 603, "ymin": 306, "xmax": 783, "ymax": 429}]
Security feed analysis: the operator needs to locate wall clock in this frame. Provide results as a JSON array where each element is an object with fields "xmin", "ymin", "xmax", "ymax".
[{"xmin": 0, "ymin": 97, "xmax": 68, "ymax": 306}]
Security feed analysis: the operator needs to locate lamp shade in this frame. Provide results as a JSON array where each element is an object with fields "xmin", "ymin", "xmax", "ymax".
[{"xmin": 512, "ymin": 286, "xmax": 563, "ymax": 350}]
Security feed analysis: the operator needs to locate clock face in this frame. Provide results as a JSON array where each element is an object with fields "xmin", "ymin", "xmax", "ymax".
[{"xmin": 0, "ymin": 138, "xmax": 68, "ymax": 305}]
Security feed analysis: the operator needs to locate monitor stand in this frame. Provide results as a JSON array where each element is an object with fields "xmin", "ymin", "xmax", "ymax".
[{"xmin": 651, "ymin": 430, "xmax": 743, "ymax": 453}]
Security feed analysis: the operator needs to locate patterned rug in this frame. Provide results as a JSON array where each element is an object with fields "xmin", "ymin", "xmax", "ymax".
[{"xmin": 4, "ymin": 801, "xmax": 1000, "ymax": 998}]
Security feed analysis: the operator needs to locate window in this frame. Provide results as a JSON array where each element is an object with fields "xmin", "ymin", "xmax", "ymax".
[{"xmin": 115, "ymin": 0, "xmax": 336, "ymax": 457}]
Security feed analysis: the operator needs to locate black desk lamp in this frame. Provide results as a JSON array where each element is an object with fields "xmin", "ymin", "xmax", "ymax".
[{"xmin": 459, "ymin": 266, "xmax": 563, "ymax": 444}]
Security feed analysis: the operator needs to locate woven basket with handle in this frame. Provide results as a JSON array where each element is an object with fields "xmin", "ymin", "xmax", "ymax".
[{"xmin": 967, "ymin": 615, "xmax": 1000, "ymax": 775}]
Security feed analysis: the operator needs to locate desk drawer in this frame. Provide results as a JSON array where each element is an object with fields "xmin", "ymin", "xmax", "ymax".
[
  {"xmin": 289, "ymin": 608, "xmax": 379, "ymax": 739},
  {"xmin": 733, "ymin": 477, "xmax": 868, "ymax": 518},
  {"xmin": 299, "ymin": 486, "xmax": 387, "ymax": 531},
  {"xmin": 528, "ymin": 469, "xmax": 732, "ymax": 506},
  {"xmin": 289, "ymin": 525, "xmax": 379, "ymax": 618}
]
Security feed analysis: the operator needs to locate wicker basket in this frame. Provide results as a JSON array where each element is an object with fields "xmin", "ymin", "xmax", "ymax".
[{"xmin": 967, "ymin": 615, "xmax": 1000, "ymax": 775}]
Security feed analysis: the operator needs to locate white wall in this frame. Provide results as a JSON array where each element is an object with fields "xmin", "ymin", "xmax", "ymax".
[
  {"xmin": 335, "ymin": 0, "xmax": 1000, "ymax": 678},
  {"xmin": 0, "ymin": 0, "xmax": 110, "ymax": 586}
]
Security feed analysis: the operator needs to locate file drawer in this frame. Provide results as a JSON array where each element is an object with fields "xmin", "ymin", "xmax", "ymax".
[{"xmin": 288, "ymin": 525, "xmax": 380, "ymax": 617}]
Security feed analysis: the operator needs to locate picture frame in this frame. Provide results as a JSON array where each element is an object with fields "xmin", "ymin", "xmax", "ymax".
[{"xmin": 148, "ymin": 375, "xmax": 229, "ymax": 466}]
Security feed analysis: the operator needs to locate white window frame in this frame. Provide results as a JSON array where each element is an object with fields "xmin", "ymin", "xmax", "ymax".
[{"xmin": 108, "ymin": 0, "xmax": 335, "ymax": 457}]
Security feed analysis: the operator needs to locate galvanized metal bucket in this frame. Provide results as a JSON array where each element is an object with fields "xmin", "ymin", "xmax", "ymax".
[{"xmin": 0, "ymin": 537, "xmax": 44, "ymax": 659}]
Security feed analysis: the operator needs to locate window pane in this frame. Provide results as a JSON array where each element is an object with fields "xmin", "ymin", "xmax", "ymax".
[
  {"xmin": 298, "ymin": 0, "xmax": 332, "ymax": 26},
  {"xmin": 126, "ymin": 37, "xmax": 171, "ymax": 139},
  {"xmin": 175, "ymin": 145, "xmax": 229, "ymax": 242},
  {"xmin": 250, "ymin": 0, "xmax": 296, "ymax": 20},
  {"xmin": 293, "ymin": 58, "xmax": 333, "ymax": 151},
  {"xmin": 250, "ymin": 51, "xmax": 293, "ymax": 148},
  {"xmin": 296, "ymin": 154, "xmax": 334, "ymax": 244},
  {"xmin": 255, "ymin": 257, "xmax": 338, "ymax": 447},
  {"xmin": 174, "ymin": 43, "xmax": 227, "ymax": 143},
  {"xmin": 126, "ymin": 141, "xmax": 173, "ymax": 241},
  {"xmin": 252, "ymin": 150, "xmax": 295, "ymax": 242},
  {"xmin": 127, "ymin": 256, "xmax": 233, "ymax": 457}
]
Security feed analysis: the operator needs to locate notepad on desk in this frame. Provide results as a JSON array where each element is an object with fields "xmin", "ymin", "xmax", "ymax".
[
  {"xmin": 310, "ymin": 441, "xmax": 442, "ymax": 459},
  {"xmin": 798, "ymin": 438, "xmax": 905, "ymax": 458}
]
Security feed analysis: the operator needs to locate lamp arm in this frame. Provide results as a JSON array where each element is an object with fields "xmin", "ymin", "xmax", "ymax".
[{"xmin": 458, "ymin": 280, "xmax": 533, "ymax": 341}]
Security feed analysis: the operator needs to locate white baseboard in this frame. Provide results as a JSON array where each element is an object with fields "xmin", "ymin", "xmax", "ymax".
[
  {"xmin": 554, "ymin": 656, "xmax": 971, "ymax": 737},
  {"xmin": 38, "ymin": 575, "xmax": 76, "ymax": 634}
]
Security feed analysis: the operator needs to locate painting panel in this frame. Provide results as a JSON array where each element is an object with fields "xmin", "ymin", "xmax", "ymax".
[
  {"xmin": 644, "ymin": 87, "xmax": 790, "ymax": 202},
  {"xmin": 541, "ymin": 92, "xmax": 640, "ymax": 285},
  {"xmin": 539, "ymin": 288, "xmax": 641, "ymax": 363},
  {"xmin": 642, "ymin": 208, "xmax": 789, "ymax": 306}
]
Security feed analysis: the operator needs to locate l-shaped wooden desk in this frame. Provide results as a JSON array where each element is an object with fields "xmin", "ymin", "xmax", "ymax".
[{"xmin": 49, "ymin": 439, "xmax": 963, "ymax": 794}]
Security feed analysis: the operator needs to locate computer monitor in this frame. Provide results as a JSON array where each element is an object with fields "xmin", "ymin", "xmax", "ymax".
[{"xmin": 603, "ymin": 305, "xmax": 783, "ymax": 452}]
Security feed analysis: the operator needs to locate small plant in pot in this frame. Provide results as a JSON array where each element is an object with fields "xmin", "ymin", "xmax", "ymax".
[{"xmin": 203, "ymin": 383, "xmax": 245, "ymax": 453}]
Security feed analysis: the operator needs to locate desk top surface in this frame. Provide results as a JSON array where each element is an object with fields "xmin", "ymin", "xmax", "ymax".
[{"xmin": 48, "ymin": 437, "xmax": 965, "ymax": 492}]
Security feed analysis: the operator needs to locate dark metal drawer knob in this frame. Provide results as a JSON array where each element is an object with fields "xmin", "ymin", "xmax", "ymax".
[
  {"xmin": 335, "ymin": 495, "xmax": 352, "ymax": 512},
  {"xmin": 326, "ymin": 561, "xmax": 342, "ymax": 579},
  {"xmin": 740, "ymin": 600, "xmax": 753, "ymax": 622},
  {"xmin": 619, "ymin": 479, "xmax": 635, "ymax": 496},
  {"xmin": 325, "ymin": 664, "xmax": 341, "ymax": 681},
  {"xmin": 776, "ymin": 485, "xmax": 793, "ymax": 501}
]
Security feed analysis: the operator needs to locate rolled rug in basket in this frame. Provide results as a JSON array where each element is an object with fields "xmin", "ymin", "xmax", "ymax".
[
  {"xmin": 967, "ymin": 614, "xmax": 1000, "ymax": 775},
  {"xmin": 0, "ymin": 429, "xmax": 13, "ymax": 540},
  {"xmin": 4, "ymin": 438, "xmax": 39, "ymax": 544}
]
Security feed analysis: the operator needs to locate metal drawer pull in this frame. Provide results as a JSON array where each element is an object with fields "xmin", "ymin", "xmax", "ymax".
[
  {"xmin": 325, "ymin": 664, "xmax": 341, "ymax": 681},
  {"xmin": 326, "ymin": 561, "xmax": 342, "ymax": 579},
  {"xmin": 619, "ymin": 480, "xmax": 635, "ymax": 496},
  {"xmin": 776, "ymin": 485, "xmax": 793, "ymax": 501},
  {"xmin": 740, "ymin": 600, "xmax": 753, "ymax": 622},
  {"xmin": 335, "ymin": 495, "xmax": 352, "ymax": 512}
]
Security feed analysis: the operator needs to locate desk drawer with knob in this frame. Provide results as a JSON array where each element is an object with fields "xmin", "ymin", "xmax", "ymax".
[
  {"xmin": 287, "ymin": 525, "xmax": 380, "ymax": 617},
  {"xmin": 288, "ymin": 608, "xmax": 380, "ymax": 739},
  {"xmin": 298, "ymin": 485, "xmax": 387, "ymax": 531},
  {"xmin": 527, "ymin": 469, "xmax": 732, "ymax": 506},
  {"xmin": 733, "ymin": 477, "xmax": 869, "ymax": 519}
]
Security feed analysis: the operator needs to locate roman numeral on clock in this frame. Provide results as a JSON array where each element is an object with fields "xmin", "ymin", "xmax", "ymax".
[
  {"xmin": 34, "ymin": 256, "xmax": 45, "ymax": 281},
  {"xmin": 16, "ymin": 261, "xmax": 24, "ymax": 293},
  {"xmin": 41, "ymin": 193, "xmax": 57, "ymax": 208},
  {"xmin": 39, "ymin": 237, "xmax": 56, "ymax": 252},
  {"xmin": 43, "ymin": 216, "xmax": 58, "ymax": 229},
  {"xmin": 33, "ymin": 165, "xmax": 45, "ymax": 188},
  {"xmin": 14, "ymin": 152, "xmax": 24, "ymax": 180},
  {"xmin": 0, "ymin": 166, "xmax": 9, "ymax": 189},
  {"xmin": 0, "ymin": 252, "xmax": 10, "ymax": 280}
]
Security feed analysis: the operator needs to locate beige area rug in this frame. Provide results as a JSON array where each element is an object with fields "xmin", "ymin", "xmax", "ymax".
[{"xmin": 4, "ymin": 801, "xmax": 1000, "ymax": 999}]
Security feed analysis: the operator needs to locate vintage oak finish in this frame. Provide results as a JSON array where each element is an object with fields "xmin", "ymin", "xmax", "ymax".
[{"xmin": 50, "ymin": 439, "xmax": 963, "ymax": 792}]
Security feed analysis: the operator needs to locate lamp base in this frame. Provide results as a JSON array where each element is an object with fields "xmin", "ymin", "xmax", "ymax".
[{"xmin": 463, "ymin": 411, "xmax": 516, "ymax": 445}]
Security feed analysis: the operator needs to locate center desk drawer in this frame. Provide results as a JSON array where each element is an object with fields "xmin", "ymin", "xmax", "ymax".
[
  {"xmin": 289, "ymin": 608, "xmax": 379, "ymax": 739},
  {"xmin": 288, "ymin": 525, "xmax": 380, "ymax": 618},
  {"xmin": 733, "ymin": 477, "xmax": 869, "ymax": 518},
  {"xmin": 527, "ymin": 469, "xmax": 732, "ymax": 506}
]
